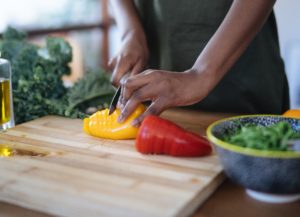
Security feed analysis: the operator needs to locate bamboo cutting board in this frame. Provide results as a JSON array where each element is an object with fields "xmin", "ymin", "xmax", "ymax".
[{"xmin": 0, "ymin": 110, "xmax": 230, "ymax": 217}]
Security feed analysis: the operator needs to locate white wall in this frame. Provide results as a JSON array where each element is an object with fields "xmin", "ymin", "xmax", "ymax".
[
  {"xmin": 0, "ymin": 0, "xmax": 68, "ymax": 31},
  {"xmin": 275, "ymin": 0, "xmax": 300, "ymax": 108}
]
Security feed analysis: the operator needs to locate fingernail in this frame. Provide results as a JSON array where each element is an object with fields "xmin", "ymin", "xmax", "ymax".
[
  {"xmin": 119, "ymin": 103, "xmax": 125, "ymax": 110},
  {"xmin": 118, "ymin": 114, "xmax": 124, "ymax": 123},
  {"xmin": 131, "ymin": 119, "xmax": 139, "ymax": 127}
]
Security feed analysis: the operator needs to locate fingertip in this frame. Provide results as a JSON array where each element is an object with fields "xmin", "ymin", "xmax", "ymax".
[
  {"xmin": 118, "ymin": 107, "xmax": 130, "ymax": 123},
  {"xmin": 110, "ymin": 77, "xmax": 119, "ymax": 87},
  {"xmin": 111, "ymin": 65, "xmax": 132, "ymax": 87},
  {"xmin": 131, "ymin": 118, "xmax": 141, "ymax": 127},
  {"xmin": 117, "ymin": 114, "xmax": 125, "ymax": 123}
]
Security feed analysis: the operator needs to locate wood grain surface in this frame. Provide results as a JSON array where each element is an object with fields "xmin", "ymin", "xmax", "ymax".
[{"xmin": 0, "ymin": 109, "xmax": 233, "ymax": 217}]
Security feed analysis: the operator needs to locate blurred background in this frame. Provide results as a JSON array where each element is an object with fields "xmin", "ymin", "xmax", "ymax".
[{"xmin": 0, "ymin": 0, "xmax": 299, "ymax": 108}]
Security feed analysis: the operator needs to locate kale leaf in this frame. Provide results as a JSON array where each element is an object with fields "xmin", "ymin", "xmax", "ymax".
[{"xmin": 0, "ymin": 27, "xmax": 114, "ymax": 124}]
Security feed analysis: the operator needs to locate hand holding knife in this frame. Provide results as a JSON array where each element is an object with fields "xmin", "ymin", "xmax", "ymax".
[{"xmin": 108, "ymin": 72, "xmax": 131, "ymax": 116}]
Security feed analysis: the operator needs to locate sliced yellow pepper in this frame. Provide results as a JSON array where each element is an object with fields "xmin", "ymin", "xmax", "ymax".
[{"xmin": 83, "ymin": 104, "xmax": 146, "ymax": 140}]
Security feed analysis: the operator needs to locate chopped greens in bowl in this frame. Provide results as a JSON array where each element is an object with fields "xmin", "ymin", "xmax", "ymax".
[
  {"xmin": 207, "ymin": 115, "xmax": 300, "ymax": 154},
  {"xmin": 206, "ymin": 115, "xmax": 300, "ymax": 198},
  {"xmin": 222, "ymin": 121, "xmax": 300, "ymax": 151}
]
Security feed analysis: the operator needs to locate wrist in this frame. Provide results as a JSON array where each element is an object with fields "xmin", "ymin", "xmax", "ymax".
[
  {"xmin": 185, "ymin": 67, "xmax": 217, "ymax": 99},
  {"xmin": 122, "ymin": 28, "xmax": 147, "ymax": 45},
  {"xmin": 122, "ymin": 29, "xmax": 149, "ymax": 58}
]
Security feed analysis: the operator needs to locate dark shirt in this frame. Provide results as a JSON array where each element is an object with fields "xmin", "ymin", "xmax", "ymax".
[{"xmin": 134, "ymin": 0, "xmax": 289, "ymax": 114}]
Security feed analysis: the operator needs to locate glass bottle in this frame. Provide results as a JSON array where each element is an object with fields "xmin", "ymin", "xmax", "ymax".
[{"xmin": 0, "ymin": 58, "xmax": 15, "ymax": 131}]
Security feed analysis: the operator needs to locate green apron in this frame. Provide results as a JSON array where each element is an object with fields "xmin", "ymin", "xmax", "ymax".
[{"xmin": 134, "ymin": 0, "xmax": 289, "ymax": 114}]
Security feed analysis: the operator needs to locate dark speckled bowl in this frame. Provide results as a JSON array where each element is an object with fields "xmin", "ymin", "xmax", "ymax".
[{"xmin": 207, "ymin": 115, "xmax": 300, "ymax": 203}]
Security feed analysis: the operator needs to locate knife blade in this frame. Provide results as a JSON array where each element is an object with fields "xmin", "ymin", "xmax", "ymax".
[{"xmin": 108, "ymin": 86, "xmax": 121, "ymax": 115}]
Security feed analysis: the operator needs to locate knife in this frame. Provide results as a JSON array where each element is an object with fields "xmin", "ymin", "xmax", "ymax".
[{"xmin": 108, "ymin": 86, "xmax": 121, "ymax": 115}]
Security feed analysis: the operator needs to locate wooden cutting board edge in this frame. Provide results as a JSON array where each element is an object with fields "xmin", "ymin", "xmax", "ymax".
[{"xmin": 174, "ymin": 171, "xmax": 225, "ymax": 217}]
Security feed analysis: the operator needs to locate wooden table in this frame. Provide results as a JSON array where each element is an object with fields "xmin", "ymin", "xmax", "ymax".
[
  {"xmin": 1, "ymin": 179, "xmax": 299, "ymax": 217},
  {"xmin": 0, "ymin": 109, "xmax": 299, "ymax": 217},
  {"xmin": 1, "ymin": 179, "xmax": 300, "ymax": 217}
]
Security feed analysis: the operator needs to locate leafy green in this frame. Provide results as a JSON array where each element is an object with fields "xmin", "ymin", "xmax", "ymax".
[
  {"xmin": 223, "ymin": 121, "xmax": 300, "ymax": 151},
  {"xmin": 0, "ymin": 27, "xmax": 114, "ymax": 124},
  {"xmin": 67, "ymin": 69, "xmax": 115, "ymax": 112}
]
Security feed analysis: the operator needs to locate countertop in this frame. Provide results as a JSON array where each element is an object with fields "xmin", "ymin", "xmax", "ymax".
[{"xmin": 0, "ymin": 109, "xmax": 299, "ymax": 217}]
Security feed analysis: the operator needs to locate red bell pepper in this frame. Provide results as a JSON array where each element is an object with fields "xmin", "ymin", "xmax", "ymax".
[{"xmin": 135, "ymin": 115, "xmax": 212, "ymax": 157}]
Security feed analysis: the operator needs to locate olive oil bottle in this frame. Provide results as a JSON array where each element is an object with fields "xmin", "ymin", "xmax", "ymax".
[
  {"xmin": 0, "ymin": 78, "xmax": 10, "ymax": 124},
  {"xmin": 0, "ymin": 58, "xmax": 14, "ymax": 131}
]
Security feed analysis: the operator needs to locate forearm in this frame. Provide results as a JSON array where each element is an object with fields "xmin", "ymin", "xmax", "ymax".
[
  {"xmin": 192, "ymin": 0, "xmax": 276, "ymax": 90},
  {"xmin": 110, "ymin": 0, "xmax": 146, "ymax": 42}
]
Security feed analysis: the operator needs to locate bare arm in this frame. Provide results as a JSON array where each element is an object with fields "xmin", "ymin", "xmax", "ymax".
[
  {"xmin": 191, "ymin": 0, "xmax": 276, "ymax": 92},
  {"xmin": 118, "ymin": 0, "xmax": 276, "ymax": 125},
  {"xmin": 110, "ymin": 0, "xmax": 145, "ymax": 41},
  {"xmin": 109, "ymin": 0, "xmax": 148, "ymax": 86}
]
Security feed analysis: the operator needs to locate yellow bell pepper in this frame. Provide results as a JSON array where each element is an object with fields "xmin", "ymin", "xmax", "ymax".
[
  {"xmin": 283, "ymin": 109, "xmax": 300, "ymax": 119},
  {"xmin": 83, "ymin": 104, "xmax": 146, "ymax": 140}
]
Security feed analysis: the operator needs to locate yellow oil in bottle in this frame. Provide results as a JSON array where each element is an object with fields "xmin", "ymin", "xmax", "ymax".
[{"xmin": 0, "ymin": 79, "xmax": 10, "ymax": 124}]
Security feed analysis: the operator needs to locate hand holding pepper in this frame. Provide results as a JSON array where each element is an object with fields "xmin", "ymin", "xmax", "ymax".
[{"xmin": 117, "ymin": 68, "xmax": 215, "ymax": 126}]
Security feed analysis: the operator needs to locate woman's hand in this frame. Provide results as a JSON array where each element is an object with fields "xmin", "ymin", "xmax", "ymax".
[
  {"xmin": 109, "ymin": 32, "xmax": 149, "ymax": 86},
  {"xmin": 109, "ymin": 0, "xmax": 149, "ymax": 86},
  {"xmin": 118, "ymin": 69, "xmax": 214, "ymax": 126}
]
